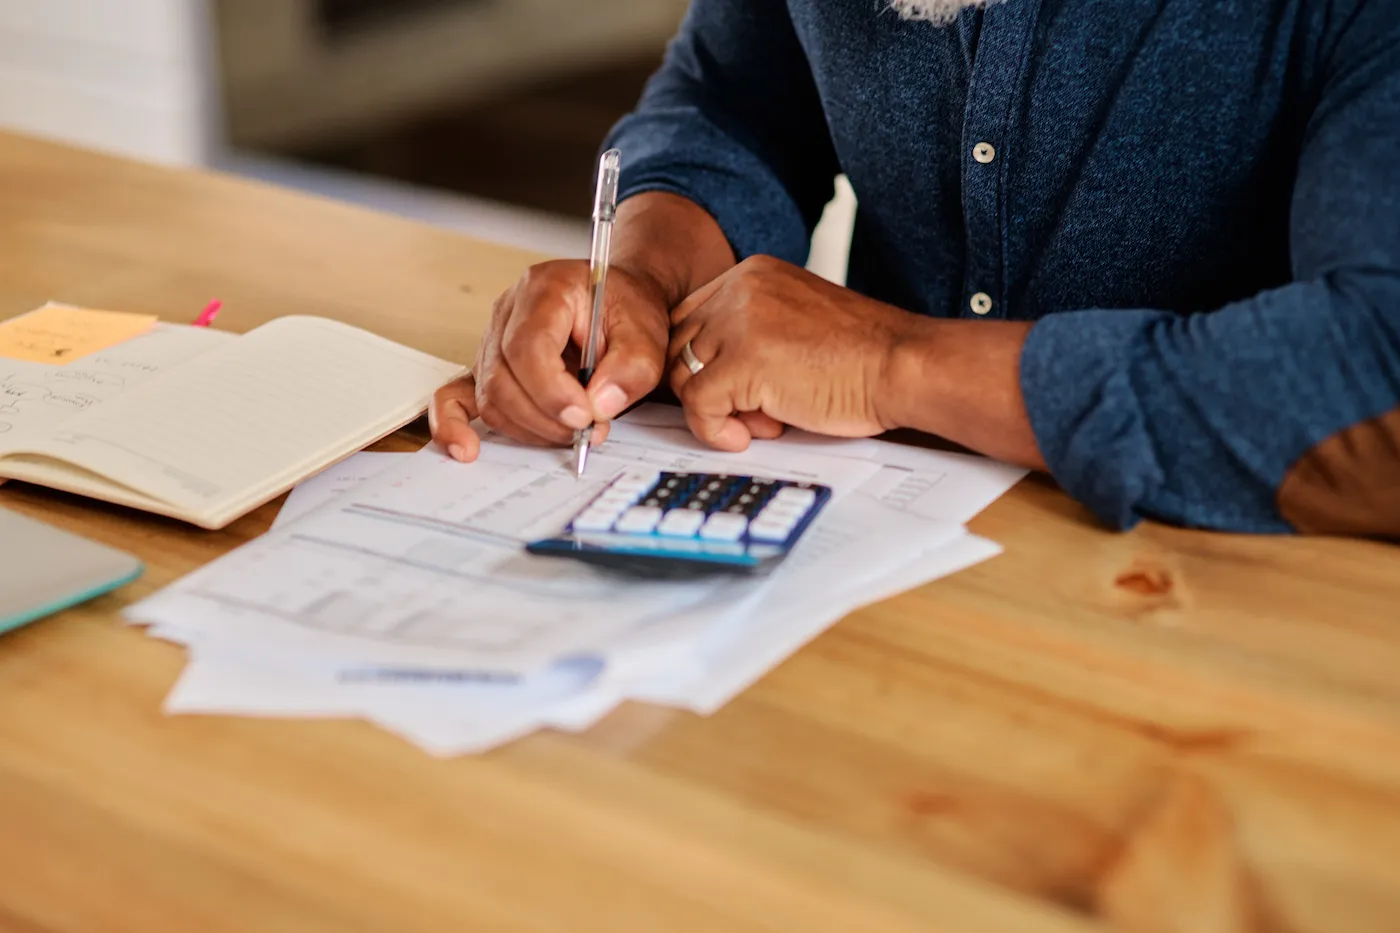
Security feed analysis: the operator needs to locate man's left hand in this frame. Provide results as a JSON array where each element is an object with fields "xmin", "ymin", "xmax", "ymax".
[{"xmin": 667, "ymin": 255, "xmax": 924, "ymax": 450}]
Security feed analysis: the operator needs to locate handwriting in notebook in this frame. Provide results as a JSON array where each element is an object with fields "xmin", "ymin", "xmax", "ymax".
[{"xmin": 0, "ymin": 325, "xmax": 230, "ymax": 439}]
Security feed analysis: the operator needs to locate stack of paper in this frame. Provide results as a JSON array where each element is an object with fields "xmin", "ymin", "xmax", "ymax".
[{"xmin": 125, "ymin": 405, "xmax": 1025, "ymax": 755}]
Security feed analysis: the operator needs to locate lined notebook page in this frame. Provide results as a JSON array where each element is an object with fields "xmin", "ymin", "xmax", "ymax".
[
  {"xmin": 0, "ymin": 323, "xmax": 231, "ymax": 441},
  {"xmin": 2, "ymin": 316, "xmax": 461, "ymax": 526}
]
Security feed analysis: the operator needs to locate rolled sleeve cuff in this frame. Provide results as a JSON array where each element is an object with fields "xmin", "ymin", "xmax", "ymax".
[{"xmin": 1019, "ymin": 309, "xmax": 1168, "ymax": 531}]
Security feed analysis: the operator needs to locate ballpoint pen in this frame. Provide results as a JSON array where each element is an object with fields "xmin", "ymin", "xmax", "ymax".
[{"xmin": 574, "ymin": 148, "xmax": 621, "ymax": 479}]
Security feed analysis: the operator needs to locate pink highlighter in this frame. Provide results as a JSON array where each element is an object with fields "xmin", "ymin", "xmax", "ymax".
[{"xmin": 193, "ymin": 300, "xmax": 221, "ymax": 327}]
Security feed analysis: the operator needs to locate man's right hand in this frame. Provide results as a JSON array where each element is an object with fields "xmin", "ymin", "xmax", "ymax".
[{"xmin": 430, "ymin": 259, "xmax": 671, "ymax": 461}]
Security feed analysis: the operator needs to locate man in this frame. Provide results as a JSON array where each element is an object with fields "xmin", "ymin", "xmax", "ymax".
[{"xmin": 431, "ymin": 0, "xmax": 1400, "ymax": 538}]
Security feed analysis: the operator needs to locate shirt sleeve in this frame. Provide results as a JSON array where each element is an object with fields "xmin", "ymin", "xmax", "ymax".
[
  {"xmin": 1018, "ymin": 3, "xmax": 1400, "ymax": 538},
  {"xmin": 600, "ymin": 0, "xmax": 839, "ymax": 265}
]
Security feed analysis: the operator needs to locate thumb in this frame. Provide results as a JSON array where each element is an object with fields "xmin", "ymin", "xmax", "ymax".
[{"xmin": 585, "ymin": 308, "xmax": 667, "ymax": 422}]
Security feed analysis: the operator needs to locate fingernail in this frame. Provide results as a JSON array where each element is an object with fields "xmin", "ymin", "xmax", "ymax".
[
  {"xmin": 560, "ymin": 405, "xmax": 591, "ymax": 430},
  {"xmin": 591, "ymin": 384, "xmax": 628, "ymax": 420},
  {"xmin": 448, "ymin": 444, "xmax": 466, "ymax": 462}
]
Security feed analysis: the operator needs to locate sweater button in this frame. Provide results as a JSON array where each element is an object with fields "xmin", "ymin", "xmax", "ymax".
[
  {"xmin": 973, "ymin": 142, "xmax": 996, "ymax": 164},
  {"xmin": 970, "ymin": 292, "xmax": 993, "ymax": 315}
]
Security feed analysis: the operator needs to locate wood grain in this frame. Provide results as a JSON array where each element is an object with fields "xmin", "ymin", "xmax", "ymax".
[{"xmin": 1, "ymin": 132, "xmax": 1398, "ymax": 932}]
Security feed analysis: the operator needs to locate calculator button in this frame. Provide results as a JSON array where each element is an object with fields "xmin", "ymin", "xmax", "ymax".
[
  {"xmin": 572, "ymin": 509, "xmax": 617, "ymax": 532},
  {"xmin": 615, "ymin": 506, "xmax": 663, "ymax": 534},
  {"xmin": 595, "ymin": 491, "xmax": 635, "ymax": 509},
  {"xmin": 700, "ymin": 513, "xmax": 749, "ymax": 542},
  {"xmin": 736, "ymin": 494, "xmax": 767, "ymax": 517},
  {"xmin": 761, "ymin": 500, "xmax": 809, "ymax": 520},
  {"xmin": 773, "ymin": 487, "xmax": 817, "ymax": 509},
  {"xmin": 756, "ymin": 504, "xmax": 801, "ymax": 527},
  {"xmin": 613, "ymin": 472, "xmax": 660, "ymax": 495},
  {"xmin": 658, "ymin": 509, "xmax": 705, "ymax": 537},
  {"xmin": 748, "ymin": 518, "xmax": 793, "ymax": 542}
]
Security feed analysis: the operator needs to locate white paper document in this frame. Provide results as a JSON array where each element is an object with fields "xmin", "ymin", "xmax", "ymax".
[
  {"xmin": 130, "ymin": 404, "xmax": 1025, "ymax": 755},
  {"xmin": 271, "ymin": 450, "xmax": 408, "ymax": 528},
  {"xmin": 613, "ymin": 403, "xmax": 1028, "ymax": 525},
  {"xmin": 129, "ymin": 421, "xmax": 885, "ymax": 673}
]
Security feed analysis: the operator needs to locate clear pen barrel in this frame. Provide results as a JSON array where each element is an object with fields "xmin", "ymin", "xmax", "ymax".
[{"xmin": 583, "ymin": 149, "xmax": 621, "ymax": 378}]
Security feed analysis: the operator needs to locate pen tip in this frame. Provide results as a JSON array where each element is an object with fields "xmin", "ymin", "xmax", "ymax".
[{"xmin": 573, "ymin": 439, "xmax": 588, "ymax": 479}]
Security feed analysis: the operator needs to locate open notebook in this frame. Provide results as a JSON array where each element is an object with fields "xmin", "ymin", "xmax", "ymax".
[{"xmin": 0, "ymin": 314, "xmax": 463, "ymax": 529}]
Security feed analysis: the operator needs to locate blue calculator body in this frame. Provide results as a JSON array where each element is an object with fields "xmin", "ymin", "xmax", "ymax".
[{"xmin": 526, "ymin": 470, "xmax": 831, "ymax": 579}]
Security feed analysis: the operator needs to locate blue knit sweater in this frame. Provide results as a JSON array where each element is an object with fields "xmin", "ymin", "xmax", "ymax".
[{"xmin": 602, "ymin": 0, "xmax": 1400, "ymax": 536}]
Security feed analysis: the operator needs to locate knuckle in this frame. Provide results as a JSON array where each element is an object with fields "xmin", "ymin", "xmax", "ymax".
[
  {"xmin": 501, "ymin": 332, "xmax": 553, "ymax": 380},
  {"xmin": 488, "ymin": 288, "xmax": 515, "ymax": 325},
  {"xmin": 499, "ymin": 322, "xmax": 530, "ymax": 364},
  {"xmin": 632, "ymin": 350, "xmax": 665, "ymax": 388},
  {"xmin": 475, "ymin": 369, "xmax": 501, "ymax": 407},
  {"xmin": 517, "ymin": 262, "xmax": 547, "ymax": 290},
  {"xmin": 521, "ymin": 259, "xmax": 578, "ymax": 298},
  {"xmin": 739, "ymin": 254, "xmax": 779, "ymax": 275},
  {"xmin": 677, "ymin": 375, "xmax": 706, "ymax": 408}
]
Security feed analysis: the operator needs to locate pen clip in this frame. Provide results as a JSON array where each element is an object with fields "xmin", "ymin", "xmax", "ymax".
[{"xmin": 593, "ymin": 149, "xmax": 621, "ymax": 224}]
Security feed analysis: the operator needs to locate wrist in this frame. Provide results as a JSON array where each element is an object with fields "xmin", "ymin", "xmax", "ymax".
[
  {"xmin": 612, "ymin": 191, "xmax": 736, "ymax": 308},
  {"xmin": 881, "ymin": 317, "xmax": 1047, "ymax": 469},
  {"xmin": 878, "ymin": 315, "xmax": 946, "ymax": 432}
]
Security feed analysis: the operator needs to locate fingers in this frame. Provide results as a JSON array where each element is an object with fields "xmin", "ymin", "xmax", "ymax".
[
  {"xmin": 666, "ymin": 314, "xmax": 720, "ymax": 406},
  {"xmin": 476, "ymin": 343, "xmax": 577, "ymax": 447},
  {"xmin": 668, "ymin": 297, "xmax": 759, "ymax": 452},
  {"xmin": 500, "ymin": 265, "xmax": 594, "ymax": 431},
  {"xmin": 669, "ymin": 272, "xmax": 726, "ymax": 327},
  {"xmin": 737, "ymin": 411, "xmax": 785, "ymax": 440},
  {"xmin": 585, "ymin": 298, "xmax": 668, "ymax": 422},
  {"xmin": 429, "ymin": 374, "xmax": 483, "ymax": 462},
  {"xmin": 675, "ymin": 362, "xmax": 752, "ymax": 452}
]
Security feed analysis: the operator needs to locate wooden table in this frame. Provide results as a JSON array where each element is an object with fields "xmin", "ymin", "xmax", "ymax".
[{"xmin": 2, "ymin": 132, "xmax": 1399, "ymax": 933}]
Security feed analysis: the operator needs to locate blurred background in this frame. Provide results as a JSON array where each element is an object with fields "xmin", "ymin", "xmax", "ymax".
[{"xmin": 0, "ymin": 0, "xmax": 852, "ymax": 277}]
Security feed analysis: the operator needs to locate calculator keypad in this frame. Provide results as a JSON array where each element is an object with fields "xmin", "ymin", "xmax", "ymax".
[{"xmin": 567, "ymin": 471, "xmax": 824, "ymax": 547}]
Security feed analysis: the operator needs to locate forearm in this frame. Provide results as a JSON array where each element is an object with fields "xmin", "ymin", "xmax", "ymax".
[
  {"xmin": 885, "ymin": 318, "xmax": 1048, "ymax": 471},
  {"xmin": 613, "ymin": 192, "xmax": 736, "ymax": 310}
]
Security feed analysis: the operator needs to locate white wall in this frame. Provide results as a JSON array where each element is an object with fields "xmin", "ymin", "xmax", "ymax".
[{"xmin": 0, "ymin": 0, "xmax": 220, "ymax": 165}]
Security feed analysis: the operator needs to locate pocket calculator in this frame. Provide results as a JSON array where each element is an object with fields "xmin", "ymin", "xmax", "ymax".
[{"xmin": 526, "ymin": 470, "xmax": 832, "ymax": 579}]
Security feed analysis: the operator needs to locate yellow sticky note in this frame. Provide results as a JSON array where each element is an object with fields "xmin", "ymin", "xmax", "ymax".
[{"xmin": 0, "ymin": 305, "xmax": 158, "ymax": 365}]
